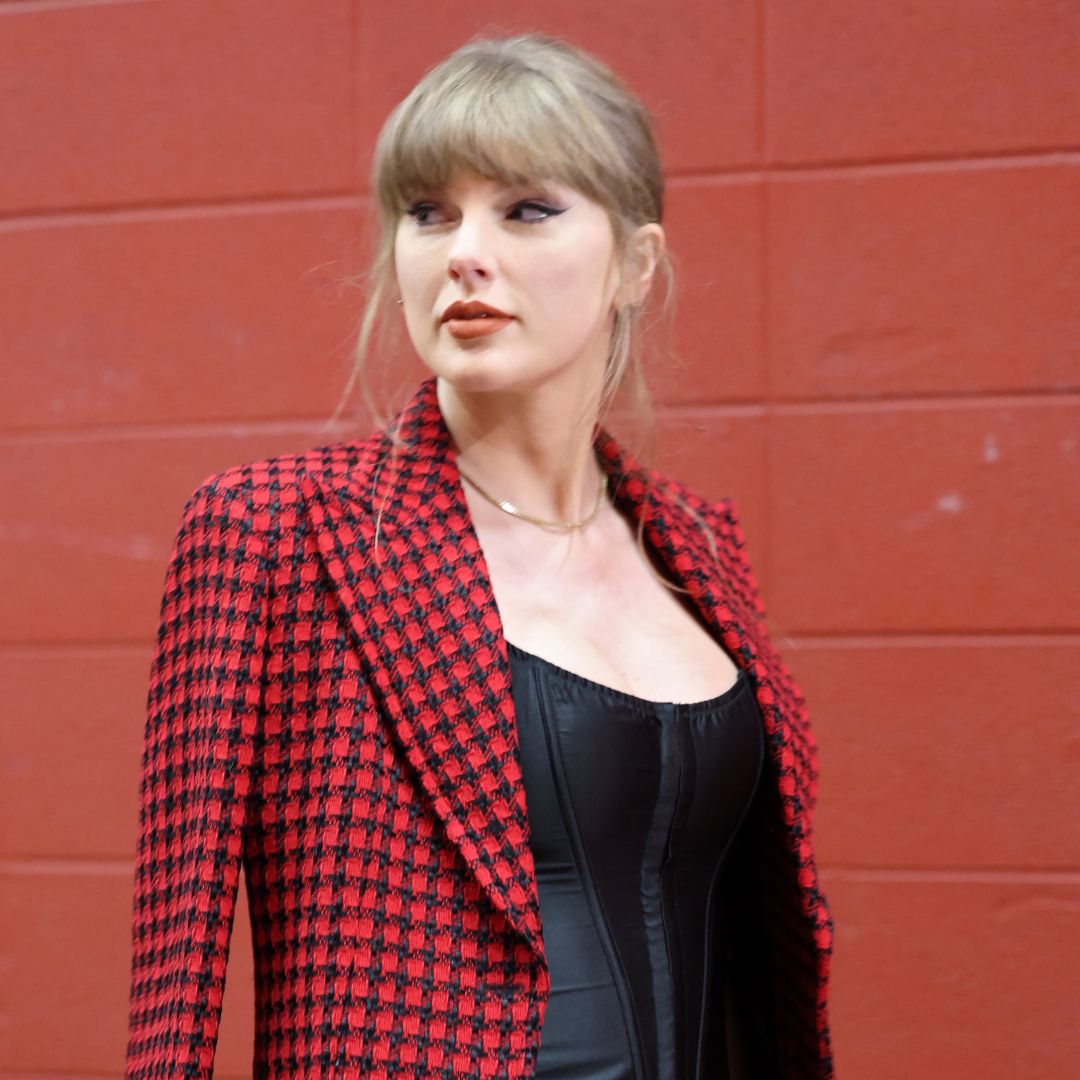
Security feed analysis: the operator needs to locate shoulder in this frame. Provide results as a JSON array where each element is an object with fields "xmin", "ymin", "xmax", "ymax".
[
  {"xmin": 182, "ymin": 431, "xmax": 384, "ymax": 516},
  {"xmin": 635, "ymin": 466, "xmax": 760, "ymax": 600},
  {"xmin": 172, "ymin": 430, "xmax": 386, "ymax": 551},
  {"xmin": 636, "ymin": 463, "xmax": 738, "ymax": 537}
]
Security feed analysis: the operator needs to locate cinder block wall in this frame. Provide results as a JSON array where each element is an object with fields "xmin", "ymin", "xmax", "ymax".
[{"xmin": 1, "ymin": 3, "xmax": 1077, "ymax": 1077}]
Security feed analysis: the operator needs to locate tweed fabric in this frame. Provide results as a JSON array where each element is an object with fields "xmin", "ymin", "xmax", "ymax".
[{"xmin": 125, "ymin": 375, "xmax": 834, "ymax": 1078}]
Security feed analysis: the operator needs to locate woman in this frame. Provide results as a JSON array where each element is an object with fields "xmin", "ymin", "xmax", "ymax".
[{"xmin": 125, "ymin": 32, "xmax": 834, "ymax": 1080}]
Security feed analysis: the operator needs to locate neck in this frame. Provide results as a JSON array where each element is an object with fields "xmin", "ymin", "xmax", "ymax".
[{"xmin": 435, "ymin": 368, "xmax": 608, "ymax": 525}]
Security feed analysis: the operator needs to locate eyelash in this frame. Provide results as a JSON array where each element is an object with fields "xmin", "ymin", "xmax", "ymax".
[{"xmin": 404, "ymin": 200, "xmax": 563, "ymax": 226}]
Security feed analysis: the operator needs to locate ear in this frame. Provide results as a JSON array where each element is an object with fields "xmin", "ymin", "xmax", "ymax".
[{"xmin": 618, "ymin": 223, "xmax": 665, "ymax": 307}]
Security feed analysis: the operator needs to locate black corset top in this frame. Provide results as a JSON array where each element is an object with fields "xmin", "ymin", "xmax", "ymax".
[{"xmin": 508, "ymin": 640, "xmax": 766, "ymax": 1080}]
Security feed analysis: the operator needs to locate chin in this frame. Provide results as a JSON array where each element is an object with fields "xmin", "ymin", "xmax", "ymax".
[{"xmin": 426, "ymin": 349, "xmax": 545, "ymax": 395}]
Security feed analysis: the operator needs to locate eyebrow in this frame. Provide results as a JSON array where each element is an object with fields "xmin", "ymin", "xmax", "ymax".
[{"xmin": 427, "ymin": 178, "xmax": 561, "ymax": 197}]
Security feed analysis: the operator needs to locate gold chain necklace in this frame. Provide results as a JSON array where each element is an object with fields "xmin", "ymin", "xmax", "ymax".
[{"xmin": 456, "ymin": 462, "xmax": 608, "ymax": 531}]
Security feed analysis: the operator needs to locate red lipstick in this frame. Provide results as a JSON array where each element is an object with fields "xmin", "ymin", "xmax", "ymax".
[
  {"xmin": 440, "ymin": 299, "xmax": 515, "ymax": 339},
  {"xmin": 445, "ymin": 316, "xmax": 514, "ymax": 339}
]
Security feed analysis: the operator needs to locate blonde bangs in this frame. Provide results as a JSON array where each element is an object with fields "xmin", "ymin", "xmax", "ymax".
[{"xmin": 372, "ymin": 44, "xmax": 649, "ymax": 226}]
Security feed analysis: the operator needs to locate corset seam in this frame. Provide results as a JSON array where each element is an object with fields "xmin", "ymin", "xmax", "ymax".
[{"xmin": 531, "ymin": 663, "xmax": 650, "ymax": 1080}]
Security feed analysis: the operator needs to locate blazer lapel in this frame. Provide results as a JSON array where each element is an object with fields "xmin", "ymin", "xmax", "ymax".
[{"xmin": 300, "ymin": 376, "xmax": 776, "ymax": 971}]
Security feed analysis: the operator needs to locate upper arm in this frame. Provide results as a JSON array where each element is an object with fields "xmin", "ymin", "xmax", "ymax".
[{"xmin": 126, "ymin": 475, "xmax": 269, "ymax": 1079}]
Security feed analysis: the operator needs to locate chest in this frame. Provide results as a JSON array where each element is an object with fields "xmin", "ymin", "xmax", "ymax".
[{"xmin": 473, "ymin": 503, "xmax": 743, "ymax": 704}]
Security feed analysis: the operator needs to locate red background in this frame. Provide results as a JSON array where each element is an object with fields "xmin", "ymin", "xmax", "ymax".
[{"xmin": 1, "ymin": 3, "xmax": 1078, "ymax": 1077}]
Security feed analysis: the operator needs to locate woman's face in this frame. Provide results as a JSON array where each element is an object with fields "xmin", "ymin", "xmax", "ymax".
[{"xmin": 393, "ymin": 170, "xmax": 630, "ymax": 394}]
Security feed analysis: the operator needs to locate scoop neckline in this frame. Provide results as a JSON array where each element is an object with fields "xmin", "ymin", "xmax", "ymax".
[{"xmin": 505, "ymin": 639, "xmax": 749, "ymax": 713}]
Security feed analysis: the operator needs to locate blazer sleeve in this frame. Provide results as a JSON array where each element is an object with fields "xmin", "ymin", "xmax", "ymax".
[
  {"xmin": 713, "ymin": 496, "xmax": 822, "ymax": 824},
  {"xmin": 125, "ymin": 475, "xmax": 269, "ymax": 1079}
]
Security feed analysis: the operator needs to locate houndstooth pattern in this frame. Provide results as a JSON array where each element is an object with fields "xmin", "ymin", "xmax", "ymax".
[{"xmin": 125, "ymin": 375, "xmax": 834, "ymax": 1078}]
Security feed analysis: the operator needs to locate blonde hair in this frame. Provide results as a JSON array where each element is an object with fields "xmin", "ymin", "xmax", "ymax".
[{"xmin": 328, "ymin": 30, "xmax": 715, "ymax": 588}]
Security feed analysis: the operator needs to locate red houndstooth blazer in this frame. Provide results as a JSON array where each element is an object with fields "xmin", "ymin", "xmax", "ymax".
[{"xmin": 125, "ymin": 374, "xmax": 834, "ymax": 1078}]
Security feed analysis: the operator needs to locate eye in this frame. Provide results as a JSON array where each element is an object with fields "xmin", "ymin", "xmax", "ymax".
[
  {"xmin": 404, "ymin": 199, "xmax": 566, "ymax": 227},
  {"xmin": 509, "ymin": 200, "xmax": 564, "ymax": 223},
  {"xmin": 404, "ymin": 201, "xmax": 440, "ymax": 226}
]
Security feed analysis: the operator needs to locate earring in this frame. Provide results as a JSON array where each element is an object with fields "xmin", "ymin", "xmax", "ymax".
[{"xmin": 395, "ymin": 298, "xmax": 404, "ymax": 305}]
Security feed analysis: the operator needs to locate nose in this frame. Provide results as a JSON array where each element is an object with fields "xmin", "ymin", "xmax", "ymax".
[{"xmin": 447, "ymin": 213, "xmax": 495, "ymax": 287}]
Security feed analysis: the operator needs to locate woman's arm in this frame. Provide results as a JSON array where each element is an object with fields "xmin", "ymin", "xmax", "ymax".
[
  {"xmin": 124, "ymin": 473, "xmax": 269, "ymax": 1079},
  {"xmin": 714, "ymin": 496, "xmax": 821, "ymax": 824}
]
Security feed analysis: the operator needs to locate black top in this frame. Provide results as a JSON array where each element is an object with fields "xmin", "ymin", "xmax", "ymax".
[{"xmin": 508, "ymin": 640, "xmax": 767, "ymax": 1080}]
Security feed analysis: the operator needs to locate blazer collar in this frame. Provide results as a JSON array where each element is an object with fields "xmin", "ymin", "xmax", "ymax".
[{"xmin": 299, "ymin": 376, "xmax": 767, "ymax": 969}]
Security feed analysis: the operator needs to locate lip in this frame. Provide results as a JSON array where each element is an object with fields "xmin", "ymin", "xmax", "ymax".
[
  {"xmin": 440, "ymin": 300, "xmax": 513, "ymax": 322},
  {"xmin": 445, "ymin": 316, "xmax": 514, "ymax": 340}
]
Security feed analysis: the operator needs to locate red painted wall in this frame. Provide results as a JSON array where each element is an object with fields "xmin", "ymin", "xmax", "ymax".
[{"xmin": 2, "ymin": 3, "xmax": 1077, "ymax": 1077}]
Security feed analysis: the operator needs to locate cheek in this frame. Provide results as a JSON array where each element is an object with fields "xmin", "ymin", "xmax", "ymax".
[
  {"xmin": 523, "ymin": 240, "xmax": 615, "ymax": 322},
  {"xmin": 394, "ymin": 233, "xmax": 436, "ymax": 294},
  {"xmin": 392, "ymin": 229, "xmax": 406, "ymax": 281}
]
